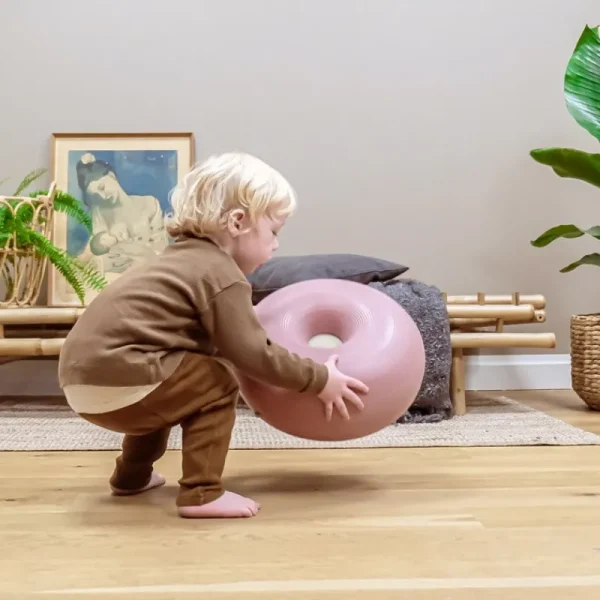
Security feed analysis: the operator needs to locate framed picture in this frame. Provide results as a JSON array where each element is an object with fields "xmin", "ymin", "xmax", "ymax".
[{"xmin": 48, "ymin": 132, "xmax": 195, "ymax": 306}]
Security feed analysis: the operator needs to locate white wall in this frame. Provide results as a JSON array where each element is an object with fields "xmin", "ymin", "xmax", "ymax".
[{"xmin": 1, "ymin": 0, "xmax": 599, "ymax": 394}]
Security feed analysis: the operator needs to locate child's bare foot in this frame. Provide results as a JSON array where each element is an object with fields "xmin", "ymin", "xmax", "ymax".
[
  {"xmin": 110, "ymin": 472, "xmax": 166, "ymax": 496},
  {"xmin": 178, "ymin": 491, "xmax": 260, "ymax": 518}
]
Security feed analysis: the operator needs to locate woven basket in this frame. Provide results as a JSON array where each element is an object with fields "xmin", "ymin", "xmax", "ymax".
[
  {"xmin": 571, "ymin": 313, "xmax": 600, "ymax": 410},
  {"xmin": 0, "ymin": 185, "xmax": 56, "ymax": 307}
]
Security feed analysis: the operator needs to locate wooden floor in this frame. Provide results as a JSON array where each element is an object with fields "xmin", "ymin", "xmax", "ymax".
[{"xmin": 2, "ymin": 390, "xmax": 600, "ymax": 599}]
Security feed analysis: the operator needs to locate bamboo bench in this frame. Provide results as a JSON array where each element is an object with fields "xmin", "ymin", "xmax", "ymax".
[{"xmin": 0, "ymin": 293, "xmax": 556, "ymax": 416}]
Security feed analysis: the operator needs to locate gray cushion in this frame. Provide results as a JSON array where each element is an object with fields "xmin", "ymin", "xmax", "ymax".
[{"xmin": 247, "ymin": 253, "xmax": 409, "ymax": 303}]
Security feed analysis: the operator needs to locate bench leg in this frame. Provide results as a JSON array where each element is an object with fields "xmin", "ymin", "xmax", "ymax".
[
  {"xmin": 0, "ymin": 324, "xmax": 9, "ymax": 366},
  {"xmin": 451, "ymin": 348, "xmax": 467, "ymax": 416}
]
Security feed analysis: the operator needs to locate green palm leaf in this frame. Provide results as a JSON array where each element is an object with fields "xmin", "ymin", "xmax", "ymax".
[
  {"xmin": 529, "ymin": 148, "xmax": 600, "ymax": 187},
  {"xmin": 0, "ymin": 204, "xmax": 9, "ymax": 234},
  {"xmin": 531, "ymin": 224, "xmax": 600, "ymax": 247},
  {"xmin": 54, "ymin": 191, "xmax": 92, "ymax": 233},
  {"xmin": 13, "ymin": 168, "xmax": 47, "ymax": 196},
  {"xmin": 72, "ymin": 259, "xmax": 108, "ymax": 291},
  {"xmin": 529, "ymin": 25, "xmax": 600, "ymax": 276},
  {"xmin": 560, "ymin": 252, "xmax": 600, "ymax": 272},
  {"xmin": 564, "ymin": 25, "xmax": 600, "ymax": 141},
  {"xmin": 2, "ymin": 179, "xmax": 107, "ymax": 303},
  {"xmin": 22, "ymin": 228, "xmax": 87, "ymax": 304},
  {"xmin": 14, "ymin": 201, "xmax": 34, "ymax": 227},
  {"xmin": 13, "ymin": 225, "xmax": 107, "ymax": 304},
  {"xmin": 28, "ymin": 189, "xmax": 93, "ymax": 233}
]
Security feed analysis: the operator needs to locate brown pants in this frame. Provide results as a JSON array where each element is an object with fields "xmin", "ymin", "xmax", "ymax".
[{"xmin": 79, "ymin": 352, "xmax": 239, "ymax": 507}]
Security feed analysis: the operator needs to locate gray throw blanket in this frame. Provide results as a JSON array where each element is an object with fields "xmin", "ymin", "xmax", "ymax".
[{"xmin": 369, "ymin": 279, "xmax": 453, "ymax": 423}]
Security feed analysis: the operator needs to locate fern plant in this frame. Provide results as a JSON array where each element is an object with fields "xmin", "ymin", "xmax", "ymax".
[
  {"xmin": 0, "ymin": 168, "xmax": 107, "ymax": 304},
  {"xmin": 530, "ymin": 25, "xmax": 600, "ymax": 272}
]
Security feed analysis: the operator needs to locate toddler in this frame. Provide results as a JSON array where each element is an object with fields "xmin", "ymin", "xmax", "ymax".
[{"xmin": 58, "ymin": 152, "xmax": 368, "ymax": 519}]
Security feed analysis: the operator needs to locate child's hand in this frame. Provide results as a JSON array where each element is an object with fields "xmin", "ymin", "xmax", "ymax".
[{"xmin": 317, "ymin": 355, "xmax": 369, "ymax": 421}]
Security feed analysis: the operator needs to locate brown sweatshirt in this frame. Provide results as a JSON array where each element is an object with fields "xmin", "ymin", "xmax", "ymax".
[{"xmin": 58, "ymin": 235, "xmax": 328, "ymax": 396}]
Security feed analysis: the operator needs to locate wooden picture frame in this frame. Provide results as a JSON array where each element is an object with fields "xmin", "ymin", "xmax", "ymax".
[{"xmin": 48, "ymin": 132, "xmax": 195, "ymax": 307}]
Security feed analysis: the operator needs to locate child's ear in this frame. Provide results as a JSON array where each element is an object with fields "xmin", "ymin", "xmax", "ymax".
[{"xmin": 227, "ymin": 209, "xmax": 246, "ymax": 235}]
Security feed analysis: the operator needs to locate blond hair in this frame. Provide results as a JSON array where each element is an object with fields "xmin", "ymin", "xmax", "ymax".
[{"xmin": 164, "ymin": 152, "xmax": 297, "ymax": 238}]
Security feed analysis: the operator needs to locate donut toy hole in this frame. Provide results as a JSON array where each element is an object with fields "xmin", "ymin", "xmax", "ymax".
[
  {"xmin": 301, "ymin": 306, "xmax": 362, "ymax": 346},
  {"xmin": 308, "ymin": 333, "xmax": 343, "ymax": 349}
]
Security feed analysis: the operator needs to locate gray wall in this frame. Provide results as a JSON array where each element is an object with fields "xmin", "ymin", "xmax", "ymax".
[{"xmin": 1, "ymin": 0, "xmax": 599, "ymax": 360}]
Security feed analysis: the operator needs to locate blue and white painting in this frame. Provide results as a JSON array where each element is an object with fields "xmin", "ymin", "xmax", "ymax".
[{"xmin": 66, "ymin": 149, "xmax": 177, "ymax": 274}]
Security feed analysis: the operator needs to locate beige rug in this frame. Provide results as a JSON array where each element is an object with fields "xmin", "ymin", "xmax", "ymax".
[{"xmin": 0, "ymin": 395, "xmax": 599, "ymax": 450}]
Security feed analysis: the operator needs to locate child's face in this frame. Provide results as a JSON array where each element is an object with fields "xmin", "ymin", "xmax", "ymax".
[{"xmin": 232, "ymin": 214, "xmax": 285, "ymax": 275}]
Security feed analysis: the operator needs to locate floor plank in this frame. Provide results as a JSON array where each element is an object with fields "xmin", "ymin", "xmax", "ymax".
[{"xmin": 1, "ymin": 389, "xmax": 600, "ymax": 598}]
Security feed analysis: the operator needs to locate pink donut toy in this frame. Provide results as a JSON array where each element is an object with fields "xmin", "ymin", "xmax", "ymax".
[{"xmin": 236, "ymin": 278, "xmax": 426, "ymax": 441}]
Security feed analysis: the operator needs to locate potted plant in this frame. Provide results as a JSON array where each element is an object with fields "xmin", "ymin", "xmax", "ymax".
[
  {"xmin": 529, "ymin": 24, "xmax": 600, "ymax": 409},
  {"xmin": 0, "ymin": 168, "xmax": 107, "ymax": 306}
]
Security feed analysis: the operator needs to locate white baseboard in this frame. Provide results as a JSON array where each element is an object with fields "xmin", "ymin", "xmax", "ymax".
[
  {"xmin": 0, "ymin": 354, "xmax": 572, "ymax": 396},
  {"xmin": 464, "ymin": 353, "xmax": 571, "ymax": 391}
]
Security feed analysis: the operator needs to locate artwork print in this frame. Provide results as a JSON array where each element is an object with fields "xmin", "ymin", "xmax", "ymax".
[{"xmin": 49, "ymin": 133, "xmax": 194, "ymax": 306}]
